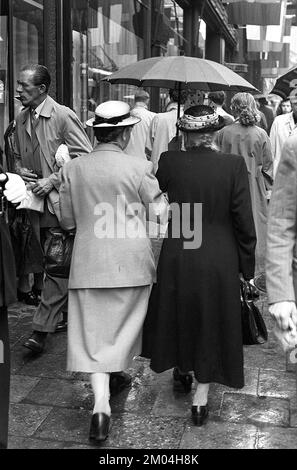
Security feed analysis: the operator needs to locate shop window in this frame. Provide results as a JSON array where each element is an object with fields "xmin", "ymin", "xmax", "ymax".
[
  {"xmin": 154, "ymin": 0, "xmax": 184, "ymax": 57},
  {"xmin": 87, "ymin": 0, "xmax": 148, "ymax": 117},
  {"xmin": 71, "ymin": 0, "xmax": 88, "ymax": 124},
  {"xmin": 0, "ymin": 0, "xmax": 8, "ymax": 158},
  {"xmin": 13, "ymin": 0, "xmax": 44, "ymax": 116}
]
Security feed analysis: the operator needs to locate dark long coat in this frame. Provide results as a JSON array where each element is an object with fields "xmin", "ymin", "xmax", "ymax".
[
  {"xmin": 0, "ymin": 211, "xmax": 17, "ymax": 449},
  {"xmin": 142, "ymin": 148, "xmax": 256, "ymax": 389}
]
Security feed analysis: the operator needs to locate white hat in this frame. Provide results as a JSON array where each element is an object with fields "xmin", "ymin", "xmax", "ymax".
[{"xmin": 86, "ymin": 100, "xmax": 140, "ymax": 128}]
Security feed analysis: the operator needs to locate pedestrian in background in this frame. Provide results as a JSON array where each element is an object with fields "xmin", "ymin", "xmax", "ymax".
[
  {"xmin": 270, "ymin": 95, "xmax": 297, "ymax": 178},
  {"xmin": 59, "ymin": 101, "xmax": 168, "ymax": 442},
  {"xmin": 142, "ymin": 105, "xmax": 256, "ymax": 426},
  {"xmin": 276, "ymin": 98, "xmax": 291, "ymax": 116},
  {"xmin": 256, "ymin": 95, "xmax": 275, "ymax": 134},
  {"xmin": 208, "ymin": 91, "xmax": 234, "ymax": 126},
  {"xmin": 146, "ymin": 89, "xmax": 187, "ymax": 173},
  {"xmin": 125, "ymin": 89, "xmax": 155, "ymax": 160},
  {"xmin": 216, "ymin": 92, "xmax": 273, "ymax": 277}
]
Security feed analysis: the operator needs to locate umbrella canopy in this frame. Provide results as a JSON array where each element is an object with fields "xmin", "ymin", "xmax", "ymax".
[
  {"xmin": 270, "ymin": 64, "xmax": 297, "ymax": 99},
  {"xmin": 104, "ymin": 56, "xmax": 257, "ymax": 92}
]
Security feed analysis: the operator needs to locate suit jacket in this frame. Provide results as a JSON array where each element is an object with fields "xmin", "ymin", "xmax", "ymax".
[
  {"xmin": 266, "ymin": 133, "xmax": 297, "ymax": 304},
  {"xmin": 269, "ymin": 112, "xmax": 297, "ymax": 178},
  {"xmin": 59, "ymin": 143, "xmax": 169, "ymax": 288},
  {"xmin": 146, "ymin": 106, "xmax": 180, "ymax": 173},
  {"xmin": 124, "ymin": 104, "xmax": 156, "ymax": 159},
  {"xmin": 14, "ymin": 96, "xmax": 92, "ymax": 221}
]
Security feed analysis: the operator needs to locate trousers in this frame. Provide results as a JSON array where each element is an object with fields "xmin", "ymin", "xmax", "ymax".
[{"xmin": 32, "ymin": 228, "xmax": 68, "ymax": 333}]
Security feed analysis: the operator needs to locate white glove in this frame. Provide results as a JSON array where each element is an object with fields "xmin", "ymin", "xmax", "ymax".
[
  {"xmin": 1, "ymin": 172, "xmax": 27, "ymax": 204},
  {"xmin": 269, "ymin": 301, "xmax": 297, "ymax": 331},
  {"xmin": 55, "ymin": 144, "xmax": 71, "ymax": 168}
]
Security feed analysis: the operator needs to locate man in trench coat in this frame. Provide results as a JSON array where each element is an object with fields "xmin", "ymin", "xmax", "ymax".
[{"xmin": 14, "ymin": 64, "xmax": 92, "ymax": 353}]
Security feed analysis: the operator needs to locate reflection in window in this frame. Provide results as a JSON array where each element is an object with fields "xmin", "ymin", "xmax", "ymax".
[
  {"xmin": 13, "ymin": 0, "xmax": 44, "ymax": 116},
  {"xmin": 87, "ymin": 0, "xmax": 147, "ymax": 117},
  {"xmin": 154, "ymin": 0, "xmax": 185, "ymax": 57},
  {"xmin": 0, "ymin": 1, "xmax": 8, "ymax": 159}
]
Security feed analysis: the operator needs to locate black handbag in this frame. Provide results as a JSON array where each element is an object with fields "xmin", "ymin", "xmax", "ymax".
[
  {"xmin": 241, "ymin": 280, "xmax": 268, "ymax": 345},
  {"xmin": 9, "ymin": 208, "xmax": 43, "ymax": 277},
  {"xmin": 44, "ymin": 229, "xmax": 75, "ymax": 279}
]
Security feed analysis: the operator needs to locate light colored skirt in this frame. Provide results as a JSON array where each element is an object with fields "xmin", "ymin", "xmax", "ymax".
[{"xmin": 67, "ymin": 286, "xmax": 151, "ymax": 373}]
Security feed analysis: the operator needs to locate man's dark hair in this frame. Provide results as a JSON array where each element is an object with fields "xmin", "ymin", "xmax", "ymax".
[
  {"xmin": 21, "ymin": 64, "xmax": 51, "ymax": 93},
  {"xmin": 169, "ymin": 89, "xmax": 188, "ymax": 105},
  {"xmin": 258, "ymin": 96, "xmax": 269, "ymax": 106},
  {"xmin": 208, "ymin": 91, "xmax": 226, "ymax": 106}
]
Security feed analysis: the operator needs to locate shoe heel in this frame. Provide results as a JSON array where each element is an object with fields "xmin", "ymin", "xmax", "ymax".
[
  {"xmin": 173, "ymin": 368, "xmax": 193, "ymax": 393},
  {"xmin": 89, "ymin": 413, "xmax": 110, "ymax": 443},
  {"xmin": 191, "ymin": 405, "xmax": 209, "ymax": 427}
]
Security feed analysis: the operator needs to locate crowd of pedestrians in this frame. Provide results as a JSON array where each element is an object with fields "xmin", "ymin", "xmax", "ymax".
[{"xmin": 1, "ymin": 63, "xmax": 297, "ymax": 448}]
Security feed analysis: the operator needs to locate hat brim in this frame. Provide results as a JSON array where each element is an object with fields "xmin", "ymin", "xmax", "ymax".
[
  {"xmin": 86, "ymin": 116, "xmax": 140, "ymax": 128},
  {"xmin": 177, "ymin": 115, "xmax": 225, "ymax": 133}
]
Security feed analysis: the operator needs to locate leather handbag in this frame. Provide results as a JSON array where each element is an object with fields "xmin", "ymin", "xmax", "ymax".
[
  {"xmin": 44, "ymin": 228, "xmax": 75, "ymax": 279},
  {"xmin": 241, "ymin": 280, "xmax": 268, "ymax": 345}
]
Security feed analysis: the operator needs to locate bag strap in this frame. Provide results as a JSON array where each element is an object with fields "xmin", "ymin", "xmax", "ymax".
[{"xmin": 240, "ymin": 279, "xmax": 252, "ymax": 301}]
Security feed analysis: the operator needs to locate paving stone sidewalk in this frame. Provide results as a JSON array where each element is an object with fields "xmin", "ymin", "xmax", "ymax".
[{"xmin": 7, "ymin": 295, "xmax": 297, "ymax": 449}]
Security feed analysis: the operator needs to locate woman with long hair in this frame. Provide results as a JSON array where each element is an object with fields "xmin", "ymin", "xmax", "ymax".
[
  {"xmin": 142, "ymin": 105, "xmax": 256, "ymax": 426},
  {"xmin": 216, "ymin": 92, "xmax": 273, "ymax": 277}
]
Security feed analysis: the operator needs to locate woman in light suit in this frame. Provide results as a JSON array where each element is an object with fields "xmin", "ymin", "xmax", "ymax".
[{"xmin": 59, "ymin": 101, "xmax": 168, "ymax": 443}]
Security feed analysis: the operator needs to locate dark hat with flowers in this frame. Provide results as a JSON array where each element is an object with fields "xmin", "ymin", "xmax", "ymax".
[{"xmin": 177, "ymin": 105, "xmax": 225, "ymax": 133}]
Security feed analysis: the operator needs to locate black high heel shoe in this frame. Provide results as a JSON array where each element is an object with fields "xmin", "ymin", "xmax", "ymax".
[
  {"xmin": 89, "ymin": 413, "xmax": 110, "ymax": 442},
  {"xmin": 173, "ymin": 367, "xmax": 193, "ymax": 393},
  {"xmin": 191, "ymin": 404, "xmax": 209, "ymax": 426}
]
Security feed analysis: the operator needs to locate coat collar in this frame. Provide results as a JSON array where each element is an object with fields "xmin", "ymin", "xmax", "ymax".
[
  {"xmin": 21, "ymin": 95, "xmax": 55, "ymax": 125},
  {"xmin": 286, "ymin": 112, "xmax": 297, "ymax": 131},
  {"xmin": 93, "ymin": 142, "xmax": 124, "ymax": 153}
]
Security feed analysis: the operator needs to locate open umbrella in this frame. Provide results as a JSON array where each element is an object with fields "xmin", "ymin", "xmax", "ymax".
[
  {"xmin": 104, "ymin": 56, "xmax": 257, "ymax": 92},
  {"xmin": 104, "ymin": 56, "xmax": 257, "ymax": 135},
  {"xmin": 270, "ymin": 64, "xmax": 297, "ymax": 99}
]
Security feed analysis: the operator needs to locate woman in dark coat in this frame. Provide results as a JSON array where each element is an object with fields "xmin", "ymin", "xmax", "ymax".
[
  {"xmin": 0, "ymin": 170, "xmax": 27, "ymax": 448},
  {"xmin": 216, "ymin": 93, "xmax": 273, "ymax": 277},
  {"xmin": 142, "ymin": 105, "xmax": 256, "ymax": 426}
]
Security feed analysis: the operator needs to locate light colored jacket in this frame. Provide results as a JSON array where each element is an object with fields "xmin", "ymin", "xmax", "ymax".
[
  {"xmin": 269, "ymin": 112, "xmax": 297, "ymax": 178},
  {"xmin": 266, "ymin": 133, "xmax": 297, "ymax": 304},
  {"xmin": 14, "ymin": 95, "xmax": 92, "ymax": 220},
  {"xmin": 59, "ymin": 143, "xmax": 169, "ymax": 289},
  {"xmin": 146, "ymin": 105, "xmax": 180, "ymax": 173},
  {"xmin": 124, "ymin": 104, "xmax": 156, "ymax": 159}
]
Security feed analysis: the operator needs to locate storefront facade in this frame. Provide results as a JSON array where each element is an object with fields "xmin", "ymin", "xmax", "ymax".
[
  {"xmin": 0, "ymin": 0, "xmax": 239, "ymax": 154},
  {"xmin": 0, "ymin": 0, "xmax": 45, "ymax": 150}
]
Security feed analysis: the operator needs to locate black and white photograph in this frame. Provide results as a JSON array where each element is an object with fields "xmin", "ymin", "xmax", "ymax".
[{"xmin": 1, "ymin": 0, "xmax": 297, "ymax": 458}]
